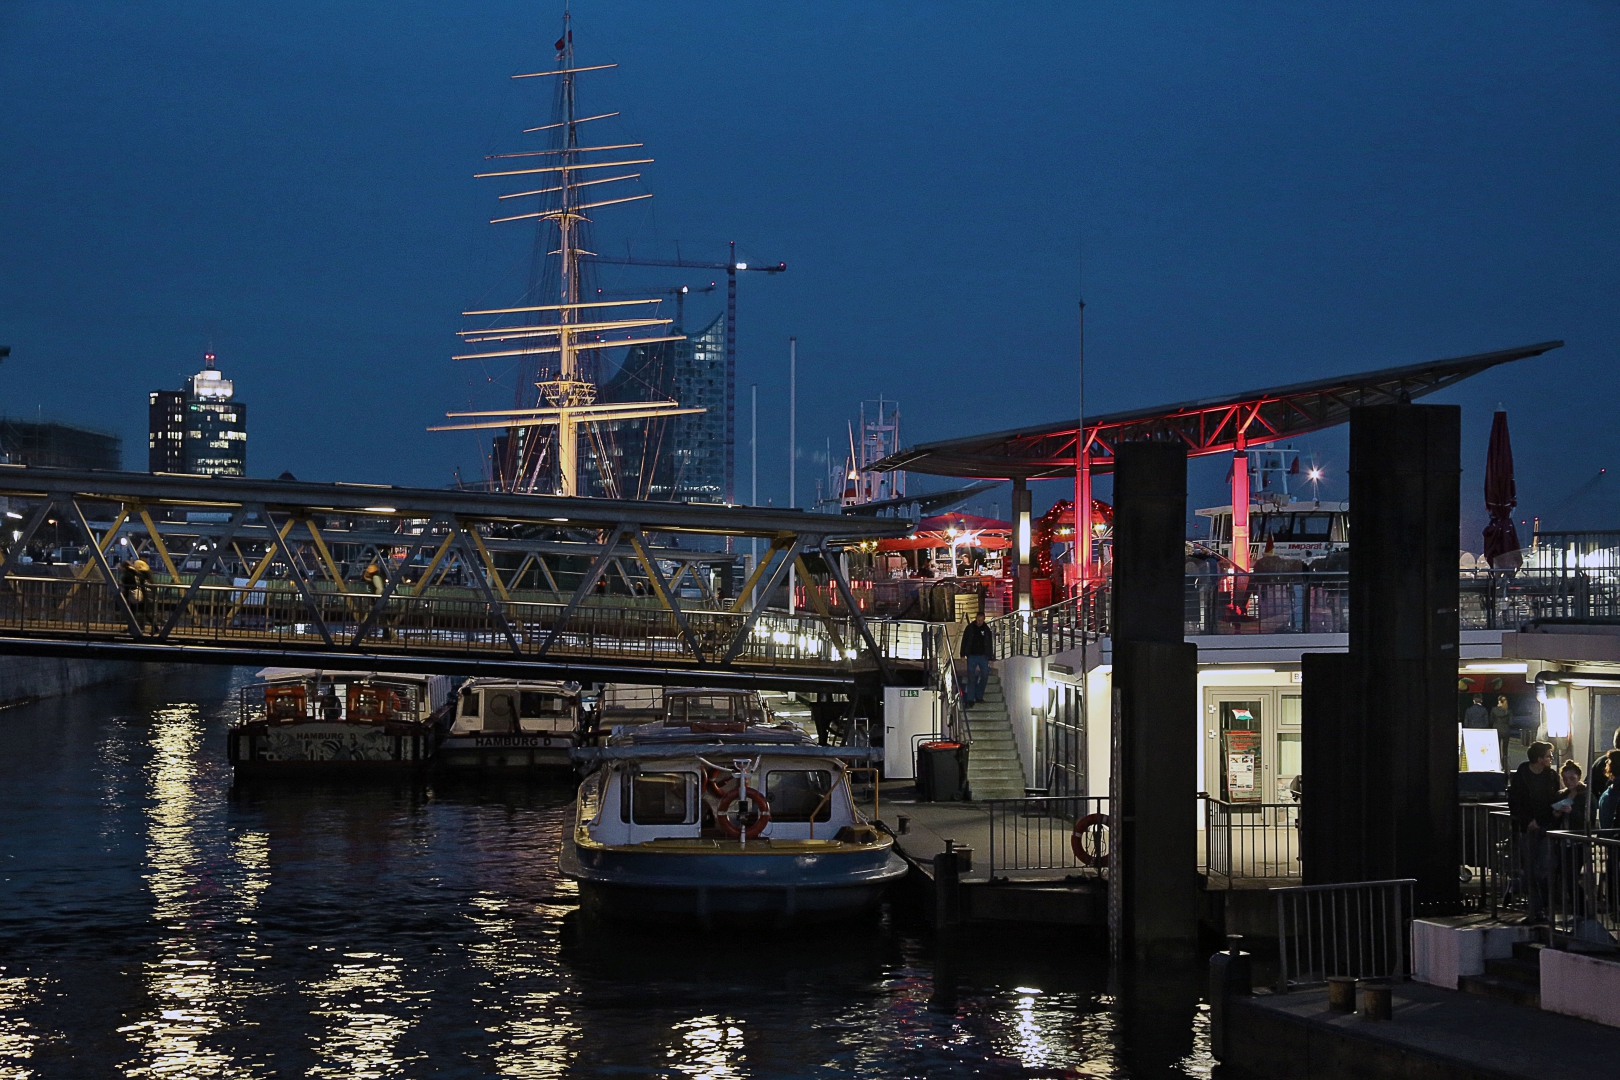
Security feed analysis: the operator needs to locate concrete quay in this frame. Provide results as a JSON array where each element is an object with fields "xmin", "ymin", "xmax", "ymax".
[{"xmin": 1217, "ymin": 979, "xmax": 1620, "ymax": 1080}]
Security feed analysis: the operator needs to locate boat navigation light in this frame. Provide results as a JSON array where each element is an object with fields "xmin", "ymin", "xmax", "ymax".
[
  {"xmin": 1307, "ymin": 468, "xmax": 1323, "ymax": 481},
  {"xmin": 734, "ymin": 262, "xmax": 747, "ymax": 270}
]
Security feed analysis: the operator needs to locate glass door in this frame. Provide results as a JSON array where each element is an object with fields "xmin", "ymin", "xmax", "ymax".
[{"xmin": 1217, "ymin": 699, "xmax": 1264, "ymax": 806}]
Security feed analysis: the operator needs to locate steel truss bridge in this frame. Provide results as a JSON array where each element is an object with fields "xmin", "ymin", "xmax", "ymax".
[{"xmin": 0, "ymin": 468, "xmax": 916, "ymax": 689}]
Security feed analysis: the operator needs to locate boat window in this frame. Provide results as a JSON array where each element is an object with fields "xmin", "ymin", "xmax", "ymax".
[
  {"xmin": 520, "ymin": 691, "xmax": 568, "ymax": 717},
  {"xmin": 627, "ymin": 772, "xmax": 695, "ymax": 825},
  {"xmin": 1295, "ymin": 515, "xmax": 1332, "ymax": 539},
  {"xmin": 766, "ymin": 770, "xmax": 834, "ymax": 823},
  {"xmin": 670, "ymin": 695, "xmax": 736, "ymax": 723},
  {"xmin": 460, "ymin": 691, "xmax": 479, "ymax": 717}
]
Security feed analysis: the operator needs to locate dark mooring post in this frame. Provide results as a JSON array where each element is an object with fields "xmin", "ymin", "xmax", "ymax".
[
  {"xmin": 1345, "ymin": 403, "xmax": 1461, "ymax": 910},
  {"xmin": 1111, "ymin": 441, "xmax": 1199, "ymax": 960},
  {"xmin": 1300, "ymin": 651, "xmax": 1361, "ymax": 884}
]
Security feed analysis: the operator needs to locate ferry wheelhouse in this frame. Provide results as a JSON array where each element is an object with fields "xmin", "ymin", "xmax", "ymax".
[
  {"xmin": 229, "ymin": 668, "xmax": 455, "ymax": 772},
  {"xmin": 561, "ymin": 691, "xmax": 903, "ymax": 925},
  {"xmin": 1194, "ymin": 499, "xmax": 1349, "ymax": 567},
  {"xmin": 436, "ymin": 678, "xmax": 581, "ymax": 769}
]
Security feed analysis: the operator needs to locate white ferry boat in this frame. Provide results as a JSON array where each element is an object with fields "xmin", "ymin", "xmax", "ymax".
[
  {"xmin": 435, "ymin": 678, "xmax": 582, "ymax": 769},
  {"xmin": 228, "ymin": 668, "xmax": 455, "ymax": 773},
  {"xmin": 560, "ymin": 690, "xmax": 904, "ymax": 925}
]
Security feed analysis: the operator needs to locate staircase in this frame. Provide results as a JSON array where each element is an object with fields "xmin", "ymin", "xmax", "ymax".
[
  {"xmin": 964, "ymin": 670, "xmax": 1027, "ymax": 800},
  {"xmin": 1458, "ymin": 940, "xmax": 1543, "ymax": 1008}
]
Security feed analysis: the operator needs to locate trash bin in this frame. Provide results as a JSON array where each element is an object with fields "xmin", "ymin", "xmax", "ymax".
[{"xmin": 917, "ymin": 740, "xmax": 968, "ymax": 802}]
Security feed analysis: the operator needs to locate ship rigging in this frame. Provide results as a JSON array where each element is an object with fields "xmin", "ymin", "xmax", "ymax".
[{"xmin": 431, "ymin": 13, "xmax": 698, "ymax": 497}]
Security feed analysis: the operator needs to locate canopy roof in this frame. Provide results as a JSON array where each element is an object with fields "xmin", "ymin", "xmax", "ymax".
[{"xmin": 868, "ymin": 341, "xmax": 1563, "ymax": 480}]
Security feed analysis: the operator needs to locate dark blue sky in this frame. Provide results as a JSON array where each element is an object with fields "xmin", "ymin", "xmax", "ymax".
[{"xmin": 2, "ymin": 2, "xmax": 1616, "ymax": 545}]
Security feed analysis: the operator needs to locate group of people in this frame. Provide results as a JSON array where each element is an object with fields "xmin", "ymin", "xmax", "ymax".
[{"xmin": 1508, "ymin": 731, "xmax": 1620, "ymax": 923}]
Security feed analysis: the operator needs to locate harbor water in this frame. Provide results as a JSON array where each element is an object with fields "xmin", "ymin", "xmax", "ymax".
[{"xmin": 0, "ymin": 667, "xmax": 1213, "ymax": 1078}]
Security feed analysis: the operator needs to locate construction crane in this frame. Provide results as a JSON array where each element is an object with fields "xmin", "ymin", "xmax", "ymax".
[
  {"xmin": 592, "ymin": 282, "xmax": 717, "ymax": 333},
  {"xmin": 583, "ymin": 242, "xmax": 785, "ymax": 504}
]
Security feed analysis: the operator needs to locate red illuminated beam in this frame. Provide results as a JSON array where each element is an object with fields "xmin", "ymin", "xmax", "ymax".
[{"xmin": 867, "ymin": 341, "xmax": 1564, "ymax": 480}]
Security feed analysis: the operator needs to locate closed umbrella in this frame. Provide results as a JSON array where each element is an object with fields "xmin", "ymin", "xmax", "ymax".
[{"xmin": 1482, "ymin": 409, "xmax": 1522, "ymax": 570}]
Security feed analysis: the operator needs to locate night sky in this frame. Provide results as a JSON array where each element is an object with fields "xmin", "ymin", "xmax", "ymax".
[{"xmin": 2, "ymin": 3, "xmax": 1616, "ymax": 547}]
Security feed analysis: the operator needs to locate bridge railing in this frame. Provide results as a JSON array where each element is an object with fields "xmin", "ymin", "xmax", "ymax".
[{"xmin": 0, "ymin": 573, "xmax": 895, "ymax": 671}]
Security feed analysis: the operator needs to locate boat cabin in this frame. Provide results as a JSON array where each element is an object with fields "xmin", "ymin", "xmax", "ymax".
[{"xmin": 450, "ymin": 679, "xmax": 579, "ymax": 736}]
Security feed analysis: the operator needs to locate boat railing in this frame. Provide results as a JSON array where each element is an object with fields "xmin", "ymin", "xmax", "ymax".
[
  {"xmin": 1459, "ymin": 802, "xmax": 1515, "ymax": 916},
  {"xmin": 1273, "ymin": 878, "xmax": 1415, "ymax": 992},
  {"xmin": 983, "ymin": 794, "xmax": 1110, "ymax": 880}
]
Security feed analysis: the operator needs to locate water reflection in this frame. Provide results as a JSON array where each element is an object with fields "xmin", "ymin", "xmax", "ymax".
[
  {"xmin": 0, "ymin": 670, "xmax": 1215, "ymax": 1079},
  {"xmin": 669, "ymin": 1015, "xmax": 747, "ymax": 1079},
  {"xmin": 0, "ymin": 968, "xmax": 42, "ymax": 1078}
]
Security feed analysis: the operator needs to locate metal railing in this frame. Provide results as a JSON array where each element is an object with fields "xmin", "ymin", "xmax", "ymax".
[
  {"xmin": 984, "ymin": 795, "xmax": 1110, "ymax": 879},
  {"xmin": 1273, "ymin": 878, "xmax": 1415, "ymax": 992},
  {"xmin": 1547, "ymin": 829, "xmax": 1620, "ymax": 945},
  {"xmin": 1459, "ymin": 802, "xmax": 1515, "ymax": 916},
  {"xmin": 0, "ymin": 573, "xmax": 895, "ymax": 673},
  {"xmin": 1203, "ymin": 797, "xmax": 1300, "ymax": 885},
  {"xmin": 925, "ymin": 624, "xmax": 974, "ymax": 748},
  {"xmin": 989, "ymin": 589, "xmax": 1108, "ymax": 659}
]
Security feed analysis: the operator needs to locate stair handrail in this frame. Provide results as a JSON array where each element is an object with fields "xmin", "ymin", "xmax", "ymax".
[
  {"xmin": 986, "ymin": 583, "xmax": 1110, "ymax": 660},
  {"xmin": 927, "ymin": 623, "xmax": 973, "ymax": 747}
]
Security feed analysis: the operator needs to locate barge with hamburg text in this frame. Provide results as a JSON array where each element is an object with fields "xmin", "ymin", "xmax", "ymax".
[{"xmin": 229, "ymin": 668, "xmax": 455, "ymax": 772}]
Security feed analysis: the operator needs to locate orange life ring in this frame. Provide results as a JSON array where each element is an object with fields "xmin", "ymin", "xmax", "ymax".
[
  {"xmin": 715, "ymin": 787, "xmax": 771, "ymax": 840},
  {"xmin": 1071, "ymin": 813, "xmax": 1111, "ymax": 867},
  {"xmin": 702, "ymin": 766, "xmax": 732, "ymax": 799}
]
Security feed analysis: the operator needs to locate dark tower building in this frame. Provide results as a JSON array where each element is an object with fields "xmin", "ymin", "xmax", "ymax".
[{"xmin": 148, "ymin": 353, "xmax": 248, "ymax": 476}]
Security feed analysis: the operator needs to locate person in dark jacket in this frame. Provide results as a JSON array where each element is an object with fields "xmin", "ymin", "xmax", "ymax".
[
  {"xmin": 1509, "ymin": 741, "xmax": 1560, "ymax": 923},
  {"xmin": 1590, "ymin": 729, "xmax": 1620, "ymax": 807},
  {"xmin": 959, "ymin": 613, "xmax": 994, "ymax": 706}
]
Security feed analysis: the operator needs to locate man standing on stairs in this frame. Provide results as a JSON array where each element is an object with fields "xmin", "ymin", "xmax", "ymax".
[{"xmin": 960, "ymin": 612, "xmax": 994, "ymax": 706}]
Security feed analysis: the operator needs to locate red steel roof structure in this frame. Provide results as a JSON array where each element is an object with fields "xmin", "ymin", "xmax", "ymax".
[{"xmin": 867, "ymin": 341, "xmax": 1563, "ymax": 480}]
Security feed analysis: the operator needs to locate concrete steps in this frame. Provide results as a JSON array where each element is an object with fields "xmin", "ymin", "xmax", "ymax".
[
  {"xmin": 1459, "ymin": 941, "xmax": 1542, "ymax": 1008},
  {"xmin": 964, "ymin": 671, "xmax": 1026, "ymax": 800}
]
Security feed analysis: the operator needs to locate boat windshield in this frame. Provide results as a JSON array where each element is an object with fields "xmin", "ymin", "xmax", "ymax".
[
  {"xmin": 668, "ymin": 695, "xmax": 748, "ymax": 723},
  {"xmin": 766, "ymin": 770, "xmax": 834, "ymax": 822},
  {"xmin": 520, "ymin": 691, "xmax": 570, "ymax": 717}
]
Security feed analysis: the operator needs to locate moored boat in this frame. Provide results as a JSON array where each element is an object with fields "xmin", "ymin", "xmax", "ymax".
[
  {"xmin": 435, "ymin": 678, "xmax": 582, "ymax": 769},
  {"xmin": 228, "ymin": 668, "xmax": 455, "ymax": 773},
  {"xmin": 560, "ymin": 690, "xmax": 903, "ymax": 926}
]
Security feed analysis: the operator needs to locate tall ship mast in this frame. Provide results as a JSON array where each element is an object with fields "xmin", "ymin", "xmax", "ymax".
[{"xmin": 432, "ymin": 11, "xmax": 698, "ymax": 497}]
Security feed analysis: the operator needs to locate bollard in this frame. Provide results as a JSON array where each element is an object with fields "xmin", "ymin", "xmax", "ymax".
[
  {"xmin": 1326, "ymin": 977, "xmax": 1356, "ymax": 1013},
  {"xmin": 1357, "ymin": 979, "xmax": 1392, "ymax": 1021},
  {"xmin": 897, "ymin": 815, "xmax": 910, "ymax": 835},
  {"xmin": 932, "ymin": 848, "xmax": 962, "ymax": 929},
  {"xmin": 1208, "ymin": 935, "xmax": 1252, "ymax": 1061}
]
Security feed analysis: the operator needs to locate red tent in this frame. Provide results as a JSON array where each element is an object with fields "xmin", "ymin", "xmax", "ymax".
[{"xmin": 1482, "ymin": 409, "xmax": 1522, "ymax": 569}]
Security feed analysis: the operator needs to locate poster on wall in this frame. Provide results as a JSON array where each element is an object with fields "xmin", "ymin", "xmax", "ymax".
[{"xmin": 1224, "ymin": 729, "xmax": 1262, "ymax": 803}]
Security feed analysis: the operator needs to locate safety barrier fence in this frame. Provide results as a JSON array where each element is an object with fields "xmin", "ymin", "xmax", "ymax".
[
  {"xmin": 984, "ymin": 795, "xmax": 1110, "ymax": 879},
  {"xmin": 1183, "ymin": 569, "xmax": 1620, "ymax": 637},
  {"xmin": 1273, "ymin": 878, "xmax": 1415, "ymax": 992},
  {"xmin": 1202, "ymin": 797, "xmax": 1300, "ymax": 885},
  {"xmin": 1547, "ymin": 829, "xmax": 1620, "ymax": 945}
]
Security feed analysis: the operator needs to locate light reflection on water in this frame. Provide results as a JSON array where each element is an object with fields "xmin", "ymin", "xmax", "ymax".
[{"xmin": 0, "ymin": 668, "xmax": 1212, "ymax": 1079}]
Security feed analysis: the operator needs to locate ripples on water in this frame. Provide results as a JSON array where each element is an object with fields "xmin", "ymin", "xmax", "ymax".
[{"xmin": 0, "ymin": 667, "xmax": 1213, "ymax": 1078}]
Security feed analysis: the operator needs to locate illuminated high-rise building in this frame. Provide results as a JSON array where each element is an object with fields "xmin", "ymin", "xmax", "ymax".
[{"xmin": 148, "ymin": 352, "xmax": 248, "ymax": 476}]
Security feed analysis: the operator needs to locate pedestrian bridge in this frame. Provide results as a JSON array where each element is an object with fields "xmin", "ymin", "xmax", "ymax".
[{"xmin": 0, "ymin": 467, "xmax": 924, "ymax": 689}]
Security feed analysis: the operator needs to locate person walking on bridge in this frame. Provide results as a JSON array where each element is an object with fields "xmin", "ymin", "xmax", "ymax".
[{"xmin": 960, "ymin": 612, "xmax": 994, "ymax": 706}]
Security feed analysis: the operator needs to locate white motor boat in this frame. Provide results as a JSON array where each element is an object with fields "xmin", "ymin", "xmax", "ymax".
[{"xmin": 560, "ymin": 688, "xmax": 904, "ymax": 926}]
